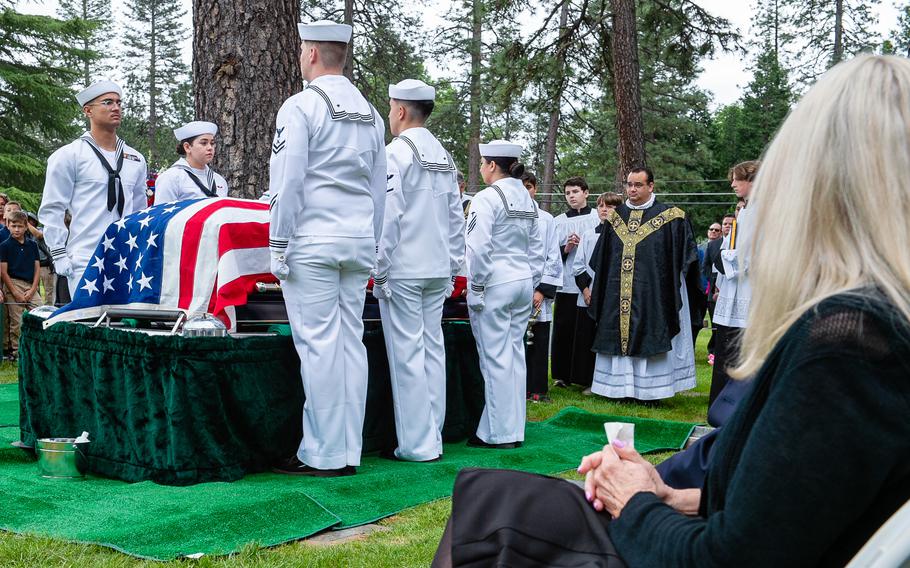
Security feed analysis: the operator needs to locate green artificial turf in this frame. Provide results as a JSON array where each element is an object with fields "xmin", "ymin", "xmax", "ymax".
[{"xmin": 0, "ymin": 384, "xmax": 692, "ymax": 560}]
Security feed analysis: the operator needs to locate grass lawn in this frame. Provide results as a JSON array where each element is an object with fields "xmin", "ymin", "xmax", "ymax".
[{"xmin": 0, "ymin": 334, "xmax": 714, "ymax": 567}]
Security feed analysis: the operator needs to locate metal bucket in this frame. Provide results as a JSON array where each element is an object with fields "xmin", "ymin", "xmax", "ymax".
[{"xmin": 36, "ymin": 438, "xmax": 88, "ymax": 480}]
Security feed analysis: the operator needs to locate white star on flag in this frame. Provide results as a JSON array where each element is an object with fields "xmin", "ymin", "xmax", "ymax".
[
  {"xmin": 102, "ymin": 275, "xmax": 115, "ymax": 293},
  {"xmin": 125, "ymin": 233, "xmax": 138, "ymax": 252},
  {"xmin": 127, "ymin": 274, "xmax": 133, "ymax": 292},
  {"xmin": 137, "ymin": 272, "xmax": 153, "ymax": 291},
  {"xmin": 135, "ymin": 252, "xmax": 143, "ymax": 270},
  {"xmin": 81, "ymin": 278, "xmax": 99, "ymax": 296},
  {"xmin": 101, "ymin": 235, "xmax": 115, "ymax": 252},
  {"xmin": 114, "ymin": 255, "xmax": 128, "ymax": 273},
  {"xmin": 138, "ymin": 216, "xmax": 152, "ymax": 229},
  {"xmin": 147, "ymin": 232, "xmax": 159, "ymax": 248},
  {"xmin": 114, "ymin": 218, "xmax": 128, "ymax": 231},
  {"xmin": 163, "ymin": 205, "xmax": 177, "ymax": 214},
  {"xmin": 92, "ymin": 255, "xmax": 105, "ymax": 273}
]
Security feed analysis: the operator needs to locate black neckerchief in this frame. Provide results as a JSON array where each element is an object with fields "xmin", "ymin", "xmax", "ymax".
[
  {"xmin": 179, "ymin": 165, "xmax": 217, "ymax": 197},
  {"xmin": 81, "ymin": 135, "xmax": 125, "ymax": 217}
]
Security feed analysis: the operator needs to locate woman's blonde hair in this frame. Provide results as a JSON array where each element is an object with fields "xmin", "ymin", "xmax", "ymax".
[{"xmin": 733, "ymin": 55, "xmax": 910, "ymax": 378}]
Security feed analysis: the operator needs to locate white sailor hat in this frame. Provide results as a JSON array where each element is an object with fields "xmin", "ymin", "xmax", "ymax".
[
  {"xmin": 388, "ymin": 79, "xmax": 435, "ymax": 101},
  {"xmin": 76, "ymin": 80, "xmax": 123, "ymax": 106},
  {"xmin": 297, "ymin": 20, "xmax": 353, "ymax": 42},
  {"xmin": 478, "ymin": 139, "xmax": 523, "ymax": 158},
  {"xmin": 174, "ymin": 121, "xmax": 218, "ymax": 141}
]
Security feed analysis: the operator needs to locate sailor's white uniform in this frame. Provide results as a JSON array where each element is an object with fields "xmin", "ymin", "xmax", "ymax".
[
  {"xmin": 269, "ymin": 74, "xmax": 387, "ymax": 470},
  {"xmin": 466, "ymin": 177, "xmax": 543, "ymax": 444},
  {"xmin": 376, "ymin": 127, "xmax": 465, "ymax": 461},
  {"xmin": 536, "ymin": 204, "xmax": 563, "ymax": 323},
  {"xmin": 153, "ymin": 159, "xmax": 228, "ymax": 204},
  {"xmin": 38, "ymin": 132, "xmax": 148, "ymax": 295}
]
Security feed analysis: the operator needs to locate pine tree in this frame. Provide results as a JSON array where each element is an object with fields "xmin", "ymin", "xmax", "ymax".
[
  {"xmin": 0, "ymin": 5, "xmax": 88, "ymax": 193},
  {"xmin": 887, "ymin": 2, "xmax": 910, "ymax": 57},
  {"xmin": 56, "ymin": 0, "xmax": 112, "ymax": 87},
  {"xmin": 783, "ymin": 0, "xmax": 880, "ymax": 86},
  {"xmin": 121, "ymin": 0, "xmax": 190, "ymax": 169}
]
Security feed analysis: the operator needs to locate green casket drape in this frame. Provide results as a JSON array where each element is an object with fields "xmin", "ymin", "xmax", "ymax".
[{"xmin": 18, "ymin": 314, "xmax": 485, "ymax": 485}]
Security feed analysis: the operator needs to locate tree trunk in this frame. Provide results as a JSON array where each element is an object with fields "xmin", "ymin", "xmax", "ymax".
[
  {"xmin": 148, "ymin": 8, "xmax": 158, "ymax": 165},
  {"xmin": 193, "ymin": 0, "xmax": 302, "ymax": 198},
  {"xmin": 832, "ymin": 0, "xmax": 844, "ymax": 66},
  {"xmin": 343, "ymin": 0, "xmax": 354, "ymax": 80},
  {"xmin": 82, "ymin": 0, "xmax": 90, "ymax": 86},
  {"xmin": 542, "ymin": 0, "xmax": 571, "ymax": 200},
  {"xmin": 467, "ymin": 0, "xmax": 482, "ymax": 193},
  {"xmin": 609, "ymin": 0, "xmax": 645, "ymax": 181}
]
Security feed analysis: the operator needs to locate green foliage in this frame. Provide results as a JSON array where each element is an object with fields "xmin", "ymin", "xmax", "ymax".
[
  {"xmin": 120, "ymin": 0, "xmax": 192, "ymax": 169},
  {"xmin": 887, "ymin": 2, "xmax": 910, "ymax": 57},
  {"xmin": 0, "ymin": 7, "xmax": 88, "ymax": 193},
  {"xmin": 782, "ymin": 0, "xmax": 881, "ymax": 86},
  {"xmin": 0, "ymin": 186, "xmax": 43, "ymax": 212},
  {"xmin": 57, "ymin": 0, "xmax": 112, "ymax": 87}
]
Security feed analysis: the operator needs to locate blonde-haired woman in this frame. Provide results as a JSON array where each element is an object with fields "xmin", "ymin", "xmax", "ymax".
[{"xmin": 433, "ymin": 54, "xmax": 910, "ymax": 567}]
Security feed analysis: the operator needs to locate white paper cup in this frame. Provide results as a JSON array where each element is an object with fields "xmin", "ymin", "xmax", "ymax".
[{"xmin": 604, "ymin": 422, "xmax": 635, "ymax": 448}]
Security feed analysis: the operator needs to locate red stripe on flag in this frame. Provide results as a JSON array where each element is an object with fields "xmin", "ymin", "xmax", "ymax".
[
  {"xmin": 178, "ymin": 200, "xmax": 269, "ymax": 309},
  {"xmin": 205, "ymin": 221, "xmax": 275, "ymax": 316},
  {"xmin": 211, "ymin": 272, "xmax": 276, "ymax": 327}
]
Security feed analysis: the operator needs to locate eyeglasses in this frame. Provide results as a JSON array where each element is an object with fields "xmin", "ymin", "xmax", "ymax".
[
  {"xmin": 708, "ymin": 228, "xmax": 721, "ymax": 232},
  {"xmin": 625, "ymin": 181, "xmax": 648, "ymax": 189},
  {"xmin": 88, "ymin": 98, "xmax": 125, "ymax": 108}
]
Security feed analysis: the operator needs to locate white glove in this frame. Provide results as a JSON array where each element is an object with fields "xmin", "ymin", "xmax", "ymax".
[
  {"xmin": 444, "ymin": 275, "xmax": 456, "ymax": 298},
  {"xmin": 270, "ymin": 250, "xmax": 289, "ymax": 281},
  {"xmin": 467, "ymin": 289, "xmax": 485, "ymax": 312},
  {"xmin": 373, "ymin": 273, "xmax": 392, "ymax": 300},
  {"xmin": 53, "ymin": 254, "xmax": 75, "ymax": 279},
  {"xmin": 373, "ymin": 282, "xmax": 392, "ymax": 300}
]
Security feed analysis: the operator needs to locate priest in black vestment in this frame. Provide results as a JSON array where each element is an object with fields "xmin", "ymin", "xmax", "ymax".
[{"xmin": 587, "ymin": 166, "xmax": 705, "ymax": 400}]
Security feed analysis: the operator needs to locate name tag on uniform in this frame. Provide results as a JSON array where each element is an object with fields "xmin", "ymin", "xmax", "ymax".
[{"xmin": 123, "ymin": 153, "xmax": 142, "ymax": 162}]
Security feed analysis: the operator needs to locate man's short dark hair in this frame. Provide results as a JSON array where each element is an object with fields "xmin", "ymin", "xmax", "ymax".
[
  {"xmin": 722, "ymin": 214, "xmax": 735, "ymax": 221},
  {"xmin": 395, "ymin": 99, "xmax": 435, "ymax": 121},
  {"xmin": 304, "ymin": 40, "xmax": 348, "ymax": 68},
  {"xmin": 521, "ymin": 171, "xmax": 538, "ymax": 187},
  {"xmin": 628, "ymin": 165, "xmax": 654, "ymax": 184},
  {"xmin": 563, "ymin": 176, "xmax": 588, "ymax": 192}
]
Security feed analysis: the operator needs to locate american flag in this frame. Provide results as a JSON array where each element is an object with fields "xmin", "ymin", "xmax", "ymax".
[{"xmin": 46, "ymin": 197, "xmax": 276, "ymax": 329}]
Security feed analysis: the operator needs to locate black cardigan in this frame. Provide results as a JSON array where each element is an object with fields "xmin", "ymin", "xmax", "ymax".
[{"xmin": 609, "ymin": 291, "xmax": 910, "ymax": 567}]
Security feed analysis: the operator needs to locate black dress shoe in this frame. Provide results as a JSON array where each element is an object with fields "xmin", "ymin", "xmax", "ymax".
[
  {"xmin": 466, "ymin": 436, "xmax": 522, "ymax": 449},
  {"xmin": 271, "ymin": 455, "xmax": 356, "ymax": 477},
  {"xmin": 379, "ymin": 448, "xmax": 441, "ymax": 462}
]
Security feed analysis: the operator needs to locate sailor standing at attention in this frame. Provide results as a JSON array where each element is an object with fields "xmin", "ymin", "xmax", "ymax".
[
  {"xmin": 39, "ymin": 80, "xmax": 148, "ymax": 296},
  {"xmin": 465, "ymin": 140, "xmax": 543, "ymax": 448},
  {"xmin": 269, "ymin": 20, "xmax": 387, "ymax": 477},
  {"xmin": 153, "ymin": 121, "xmax": 228, "ymax": 204},
  {"xmin": 374, "ymin": 79, "xmax": 465, "ymax": 462}
]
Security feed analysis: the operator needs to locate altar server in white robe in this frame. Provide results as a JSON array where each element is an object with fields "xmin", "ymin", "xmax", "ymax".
[
  {"xmin": 39, "ymin": 80, "xmax": 148, "ymax": 296},
  {"xmin": 269, "ymin": 21, "xmax": 387, "ymax": 477},
  {"xmin": 373, "ymin": 79, "xmax": 465, "ymax": 462},
  {"xmin": 153, "ymin": 121, "xmax": 228, "ymax": 204},
  {"xmin": 521, "ymin": 171, "xmax": 563, "ymax": 401},
  {"xmin": 465, "ymin": 140, "xmax": 543, "ymax": 448}
]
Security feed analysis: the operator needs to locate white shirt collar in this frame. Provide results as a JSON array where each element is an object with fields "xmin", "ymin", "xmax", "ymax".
[{"xmin": 626, "ymin": 193, "xmax": 656, "ymax": 210}]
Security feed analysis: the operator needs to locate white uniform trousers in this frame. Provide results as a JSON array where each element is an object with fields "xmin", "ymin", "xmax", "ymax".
[
  {"xmin": 67, "ymin": 253, "xmax": 93, "ymax": 297},
  {"xmin": 470, "ymin": 278, "xmax": 533, "ymax": 444},
  {"xmin": 282, "ymin": 236, "xmax": 374, "ymax": 470},
  {"xmin": 378, "ymin": 277, "xmax": 448, "ymax": 461}
]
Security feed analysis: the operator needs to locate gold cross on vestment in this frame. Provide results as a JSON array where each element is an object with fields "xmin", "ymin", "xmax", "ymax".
[{"xmin": 606, "ymin": 206, "xmax": 686, "ymax": 355}]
